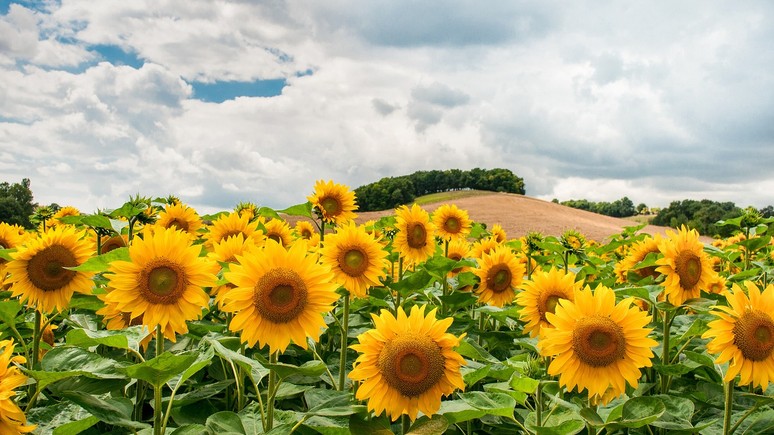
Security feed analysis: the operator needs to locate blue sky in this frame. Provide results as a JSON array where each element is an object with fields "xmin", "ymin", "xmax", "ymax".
[{"xmin": 1, "ymin": 1, "xmax": 773, "ymax": 215}]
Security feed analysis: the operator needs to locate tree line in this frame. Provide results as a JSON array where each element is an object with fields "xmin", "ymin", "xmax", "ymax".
[
  {"xmin": 553, "ymin": 197, "xmax": 640, "ymax": 218},
  {"xmin": 354, "ymin": 168, "xmax": 525, "ymax": 212}
]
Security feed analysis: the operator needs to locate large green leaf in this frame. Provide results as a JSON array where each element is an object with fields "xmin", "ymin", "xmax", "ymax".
[
  {"xmin": 61, "ymin": 391, "xmax": 149, "ymax": 430},
  {"xmin": 66, "ymin": 247, "xmax": 130, "ymax": 272},
  {"xmin": 66, "ymin": 326, "xmax": 149, "ymax": 351},
  {"xmin": 170, "ymin": 424, "xmax": 208, "ymax": 435},
  {"xmin": 208, "ymin": 338, "xmax": 270, "ymax": 384},
  {"xmin": 407, "ymin": 415, "xmax": 450, "ymax": 434},
  {"xmin": 650, "ymin": 394, "xmax": 696, "ymax": 430},
  {"xmin": 438, "ymin": 399, "xmax": 488, "ymax": 424},
  {"xmin": 29, "ymin": 346, "xmax": 126, "ymax": 390},
  {"xmin": 614, "ymin": 396, "xmax": 666, "ymax": 429},
  {"xmin": 460, "ymin": 391, "xmax": 517, "ymax": 419},
  {"xmin": 455, "ymin": 339, "xmax": 500, "ymax": 364},
  {"xmin": 304, "ymin": 389, "xmax": 367, "ymax": 417},
  {"xmin": 0, "ymin": 248, "xmax": 15, "ymax": 261},
  {"xmin": 0, "ymin": 299, "xmax": 22, "ymax": 329},
  {"xmin": 348, "ymin": 414, "xmax": 393, "ymax": 435},
  {"xmin": 205, "ymin": 411, "xmax": 246, "ymax": 434},
  {"xmin": 277, "ymin": 201, "xmax": 313, "ymax": 218},
  {"xmin": 266, "ymin": 359, "xmax": 327, "ymax": 380},
  {"xmin": 123, "ymin": 351, "xmax": 199, "ymax": 389},
  {"xmin": 27, "ymin": 402, "xmax": 97, "ymax": 435}
]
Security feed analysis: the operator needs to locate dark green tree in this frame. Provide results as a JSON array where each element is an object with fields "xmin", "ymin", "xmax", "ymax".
[{"xmin": 0, "ymin": 178, "xmax": 36, "ymax": 229}]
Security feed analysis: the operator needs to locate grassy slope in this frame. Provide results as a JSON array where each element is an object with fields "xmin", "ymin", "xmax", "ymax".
[{"xmin": 410, "ymin": 190, "xmax": 500, "ymax": 206}]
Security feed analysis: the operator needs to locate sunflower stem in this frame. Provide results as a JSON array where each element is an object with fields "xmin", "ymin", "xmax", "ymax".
[
  {"xmin": 441, "ymin": 240, "xmax": 449, "ymax": 316},
  {"xmin": 401, "ymin": 414, "xmax": 410, "ymax": 435},
  {"xmin": 535, "ymin": 380, "xmax": 543, "ymax": 427},
  {"xmin": 723, "ymin": 379, "xmax": 734, "ymax": 435},
  {"xmin": 660, "ymin": 310, "xmax": 672, "ymax": 394},
  {"xmin": 153, "ymin": 324, "xmax": 164, "ymax": 435},
  {"xmin": 30, "ymin": 310, "xmax": 41, "ymax": 370},
  {"xmin": 267, "ymin": 352, "xmax": 278, "ymax": 431},
  {"xmin": 338, "ymin": 291, "xmax": 350, "ymax": 391}
]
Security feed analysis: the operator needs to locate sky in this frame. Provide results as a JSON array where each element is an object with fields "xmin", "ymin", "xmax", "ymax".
[{"xmin": 1, "ymin": 0, "xmax": 773, "ymax": 215}]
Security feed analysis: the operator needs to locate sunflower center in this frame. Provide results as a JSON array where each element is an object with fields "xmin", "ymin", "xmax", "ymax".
[
  {"xmin": 541, "ymin": 293, "xmax": 563, "ymax": 318},
  {"xmin": 254, "ymin": 267, "xmax": 308, "ymax": 323},
  {"xmin": 321, "ymin": 197, "xmax": 341, "ymax": 216},
  {"xmin": 167, "ymin": 218, "xmax": 189, "ymax": 232},
  {"xmin": 339, "ymin": 248, "xmax": 368, "ymax": 277},
  {"xmin": 733, "ymin": 310, "xmax": 774, "ymax": 361},
  {"xmin": 378, "ymin": 333, "xmax": 446, "ymax": 397},
  {"xmin": 100, "ymin": 236, "xmax": 126, "ymax": 254},
  {"xmin": 486, "ymin": 264, "xmax": 512, "ymax": 293},
  {"xmin": 300, "ymin": 229, "xmax": 313, "ymax": 239},
  {"xmin": 675, "ymin": 251, "xmax": 702, "ymax": 289},
  {"xmin": 448, "ymin": 253, "xmax": 463, "ymax": 274},
  {"xmin": 221, "ymin": 230, "xmax": 243, "ymax": 242},
  {"xmin": 140, "ymin": 260, "xmax": 188, "ymax": 304},
  {"xmin": 572, "ymin": 316, "xmax": 626, "ymax": 367},
  {"xmin": 26, "ymin": 245, "xmax": 78, "ymax": 292},
  {"xmin": 407, "ymin": 223, "xmax": 427, "ymax": 249},
  {"xmin": 444, "ymin": 217, "xmax": 460, "ymax": 234},
  {"xmin": 268, "ymin": 233, "xmax": 282, "ymax": 244}
]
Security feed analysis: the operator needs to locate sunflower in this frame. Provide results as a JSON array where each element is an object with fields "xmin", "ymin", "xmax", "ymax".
[
  {"xmin": 656, "ymin": 226, "xmax": 716, "ymax": 306},
  {"xmin": 707, "ymin": 274, "xmax": 728, "ymax": 294},
  {"xmin": 307, "ymin": 180, "xmax": 358, "ymax": 224},
  {"xmin": 614, "ymin": 234, "xmax": 662, "ymax": 283},
  {"xmin": 432, "ymin": 204, "xmax": 472, "ymax": 241},
  {"xmin": 223, "ymin": 240, "xmax": 339, "ymax": 353},
  {"xmin": 490, "ymin": 223, "xmax": 507, "ymax": 244},
  {"xmin": 103, "ymin": 227, "xmax": 217, "ymax": 342},
  {"xmin": 294, "ymin": 220, "xmax": 317, "ymax": 240},
  {"xmin": 4, "ymin": 226, "xmax": 94, "ymax": 313},
  {"xmin": 319, "ymin": 222, "xmax": 388, "ymax": 299},
  {"xmin": 539, "ymin": 285, "xmax": 657, "ymax": 404},
  {"xmin": 45, "ymin": 206, "xmax": 80, "ymax": 228},
  {"xmin": 208, "ymin": 233, "xmax": 259, "ymax": 306},
  {"xmin": 516, "ymin": 267, "xmax": 582, "ymax": 338},
  {"xmin": 263, "ymin": 219, "xmax": 293, "ymax": 247},
  {"xmin": 469, "ymin": 237, "xmax": 500, "ymax": 259},
  {"xmin": 703, "ymin": 282, "xmax": 774, "ymax": 389},
  {"xmin": 394, "ymin": 204, "xmax": 437, "ymax": 266},
  {"xmin": 204, "ymin": 212, "xmax": 265, "ymax": 249},
  {"xmin": 445, "ymin": 238, "xmax": 471, "ymax": 278},
  {"xmin": 156, "ymin": 203, "xmax": 203, "ymax": 238},
  {"xmin": 472, "ymin": 245, "xmax": 525, "ymax": 307},
  {"xmin": 0, "ymin": 223, "xmax": 23, "ymax": 279},
  {"xmin": 96, "ymin": 290, "xmax": 155, "ymax": 348},
  {"xmin": 99, "ymin": 234, "xmax": 128, "ymax": 254},
  {"xmin": 349, "ymin": 305, "xmax": 466, "ymax": 422},
  {"xmin": 0, "ymin": 339, "xmax": 35, "ymax": 433}
]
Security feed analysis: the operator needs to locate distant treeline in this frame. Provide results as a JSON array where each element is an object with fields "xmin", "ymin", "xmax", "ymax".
[
  {"xmin": 355, "ymin": 168, "xmax": 525, "ymax": 212},
  {"xmin": 553, "ymin": 197, "xmax": 639, "ymax": 218}
]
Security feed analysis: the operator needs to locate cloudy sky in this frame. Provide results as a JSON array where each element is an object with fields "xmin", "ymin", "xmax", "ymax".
[{"xmin": 1, "ymin": 0, "xmax": 773, "ymax": 215}]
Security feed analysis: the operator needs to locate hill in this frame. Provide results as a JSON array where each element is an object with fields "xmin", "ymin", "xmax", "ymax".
[{"xmin": 287, "ymin": 191, "xmax": 708, "ymax": 243}]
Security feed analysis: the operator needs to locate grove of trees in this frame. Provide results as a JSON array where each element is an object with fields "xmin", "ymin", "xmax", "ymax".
[
  {"xmin": 354, "ymin": 168, "xmax": 525, "ymax": 211},
  {"xmin": 651, "ymin": 199, "xmax": 743, "ymax": 238},
  {"xmin": 0, "ymin": 178, "xmax": 35, "ymax": 229},
  {"xmin": 554, "ymin": 196, "xmax": 637, "ymax": 218}
]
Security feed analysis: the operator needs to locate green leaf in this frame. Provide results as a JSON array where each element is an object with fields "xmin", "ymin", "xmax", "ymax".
[
  {"xmin": 579, "ymin": 407, "xmax": 605, "ymax": 427},
  {"xmin": 0, "ymin": 299, "xmax": 22, "ymax": 329},
  {"xmin": 348, "ymin": 414, "xmax": 393, "ymax": 435},
  {"xmin": 205, "ymin": 411, "xmax": 246, "ymax": 433},
  {"xmin": 526, "ymin": 409, "xmax": 586, "ymax": 435},
  {"xmin": 66, "ymin": 327, "xmax": 136, "ymax": 350},
  {"xmin": 29, "ymin": 346, "xmax": 126, "ymax": 390},
  {"xmin": 306, "ymin": 391, "xmax": 366, "ymax": 417},
  {"xmin": 460, "ymin": 391, "xmax": 517, "ymax": 419},
  {"xmin": 303, "ymin": 416, "xmax": 350, "ymax": 435},
  {"xmin": 168, "ymin": 345, "xmax": 214, "ymax": 390},
  {"xmin": 0, "ymin": 248, "xmax": 15, "ymax": 261},
  {"xmin": 617, "ymin": 396, "xmax": 665, "ymax": 428},
  {"xmin": 509, "ymin": 374, "xmax": 540, "ymax": 394},
  {"xmin": 61, "ymin": 391, "xmax": 149, "ymax": 430},
  {"xmin": 266, "ymin": 359, "xmax": 326, "ymax": 380},
  {"xmin": 163, "ymin": 380, "xmax": 234, "ymax": 407},
  {"xmin": 27, "ymin": 402, "xmax": 97, "ymax": 435},
  {"xmin": 462, "ymin": 364, "xmax": 491, "ymax": 386},
  {"xmin": 438, "ymin": 399, "xmax": 488, "ymax": 424},
  {"xmin": 52, "ymin": 416, "xmax": 100, "ymax": 435},
  {"xmin": 455, "ymin": 338, "xmax": 501, "ymax": 364},
  {"xmin": 649, "ymin": 395, "xmax": 695, "ymax": 430},
  {"xmin": 407, "ymin": 415, "xmax": 450, "ymax": 434},
  {"xmin": 208, "ymin": 338, "xmax": 270, "ymax": 384},
  {"xmin": 483, "ymin": 382, "xmax": 528, "ymax": 405},
  {"xmin": 66, "ymin": 247, "xmax": 130, "ymax": 272},
  {"xmin": 170, "ymin": 425, "xmax": 209, "ymax": 435},
  {"xmin": 277, "ymin": 201, "xmax": 313, "ymax": 218},
  {"xmin": 123, "ymin": 351, "xmax": 199, "ymax": 389},
  {"xmin": 388, "ymin": 269, "xmax": 434, "ymax": 295}
]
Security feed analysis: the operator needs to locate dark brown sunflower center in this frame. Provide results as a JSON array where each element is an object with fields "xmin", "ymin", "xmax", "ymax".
[
  {"xmin": 100, "ymin": 236, "xmax": 126, "ymax": 254},
  {"xmin": 444, "ymin": 217, "xmax": 460, "ymax": 233},
  {"xmin": 268, "ymin": 233, "xmax": 282, "ymax": 244},
  {"xmin": 300, "ymin": 229, "xmax": 313, "ymax": 239},
  {"xmin": 733, "ymin": 310, "xmax": 774, "ymax": 361},
  {"xmin": 338, "ymin": 247, "xmax": 368, "ymax": 277},
  {"xmin": 448, "ymin": 253, "xmax": 463, "ymax": 274},
  {"xmin": 140, "ymin": 260, "xmax": 188, "ymax": 304},
  {"xmin": 320, "ymin": 197, "xmax": 341, "ymax": 216},
  {"xmin": 26, "ymin": 245, "xmax": 78, "ymax": 292},
  {"xmin": 407, "ymin": 223, "xmax": 427, "ymax": 249},
  {"xmin": 541, "ymin": 293, "xmax": 564, "ymax": 319},
  {"xmin": 486, "ymin": 264, "xmax": 512, "ymax": 293},
  {"xmin": 254, "ymin": 267, "xmax": 308, "ymax": 323},
  {"xmin": 675, "ymin": 251, "xmax": 702, "ymax": 289},
  {"xmin": 378, "ymin": 333, "xmax": 446, "ymax": 397},
  {"xmin": 220, "ymin": 230, "xmax": 243, "ymax": 242},
  {"xmin": 572, "ymin": 316, "xmax": 626, "ymax": 367},
  {"xmin": 167, "ymin": 218, "xmax": 189, "ymax": 232}
]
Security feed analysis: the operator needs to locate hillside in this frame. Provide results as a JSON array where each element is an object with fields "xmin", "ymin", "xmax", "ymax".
[{"xmin": 288, "ymin": 191, "xmax": 707, "ymax": 243}]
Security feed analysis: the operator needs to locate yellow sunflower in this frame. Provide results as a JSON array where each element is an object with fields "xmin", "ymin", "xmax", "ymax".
[
  {"xmin": 349, "ymin": 305, "xmax": 466, "ymax": 422},
  {"xmin": 516, "ymin": 267, "xmax": 583, "ymax": 338},
  {"xmin": 0, "ymin": 223, "xmax": 24, "ymax": 279},
  {"xmin": 103, "ymin": 227, "xmax": 217, "ymax": 342},
  {"xmin": 614, "ymin": 235, "xmax": 662, "ymax": 283},
  {"xmin": 204, "ymin": 212, "xmax": 265, "ymax": 249},
  {"xmin": 656, "ymin": 226, "xmax": 716, "ymax": 306},
  {"xmin": 294, "ymin": 220, "xmax": 318, "ymax": 240},
  {"xmin": 96, "ymin": 290, "xmax": 155, "ymax": 348},
  {"xmin": 394, "ymin": 204, "xmax": 437, "ymax": 265},
  {"xmin": 445, "ymin": 238, "xmax": 471, "ymax": 278},
  {"xmin": 99, "ymin": 234, "xmax": 128, "ymax": 255},
  {"xmin": 208, "ymin": 233, "xmax": 259, "ymax": 306},
  {"xmin": 469, "ymin": 237, "xmax": 500, "ymax": 259},
  {"xmin": 432, "ymin": 204, "xmax": 472, "ymax": 241},
  {"xmin": 319, "ymin": 222, "xmax": 388, "ymax": 299},
  {"xmin": 490, "ymin": 223, "xmax": 507, "ymax": 244},
  {"xmin": 263, "ymin": 219, "xmax": 293, "ymax": 247},
  {"xmin": 156, "ymin": 203, "xmax": 203, "ymax": 238},
  {"xmin": 45, "ymin": 206, "xmax": 80, "ymax": 228},
  {"xmin": 223, "ymin": 240, "xmax": 339, "ymax": 353},
  {"xmin": 307, "ymin": 179, "xmax": 358, "ymax": 224},
  {"xmin": 703, "ymin": 282, "xmax": 774, "ymax": 389},
  {"xmin": 472, "ymin": 245, "xmax": 525, "ymax": 307},
  {"xmin": 707, "ymin": 274, "xmax": 728, "ymax": 294},
  {"xmin": 539, "ymin": 285, "xmax": 657, "ymax": 404},
  {"xmin": 0, "ymin": 339, "xmax": 35, "ymax": 434},
  {"xmin": 4, "ymin": 226, "xmax": 94, "ymax": 313}
]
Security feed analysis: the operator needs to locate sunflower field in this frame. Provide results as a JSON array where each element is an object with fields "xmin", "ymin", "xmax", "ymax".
[{"xmin": 1, "ymin": 181, "xmax": 774, "ymax": 435}]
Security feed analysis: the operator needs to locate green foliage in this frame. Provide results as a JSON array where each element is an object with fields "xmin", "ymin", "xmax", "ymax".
[
  {"xmin": 651, "ymin": 199, "xmax": 743, "ymax": 237},
  {"xmin": 355, "ymin": 168, "xmax": 525, "ymax": 211},
  {"xmin": 0, "ymin": 177, "xmax": 36, "ymax": 228},
  {"xmin": 559, "ymin": 196, "xmax": 637, "ymax": 218}
]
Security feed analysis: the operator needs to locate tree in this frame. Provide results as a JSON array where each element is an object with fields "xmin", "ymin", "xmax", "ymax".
[{"xmin": 0, "ymin": 178, "xmax": 36, "ymax": 229}]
